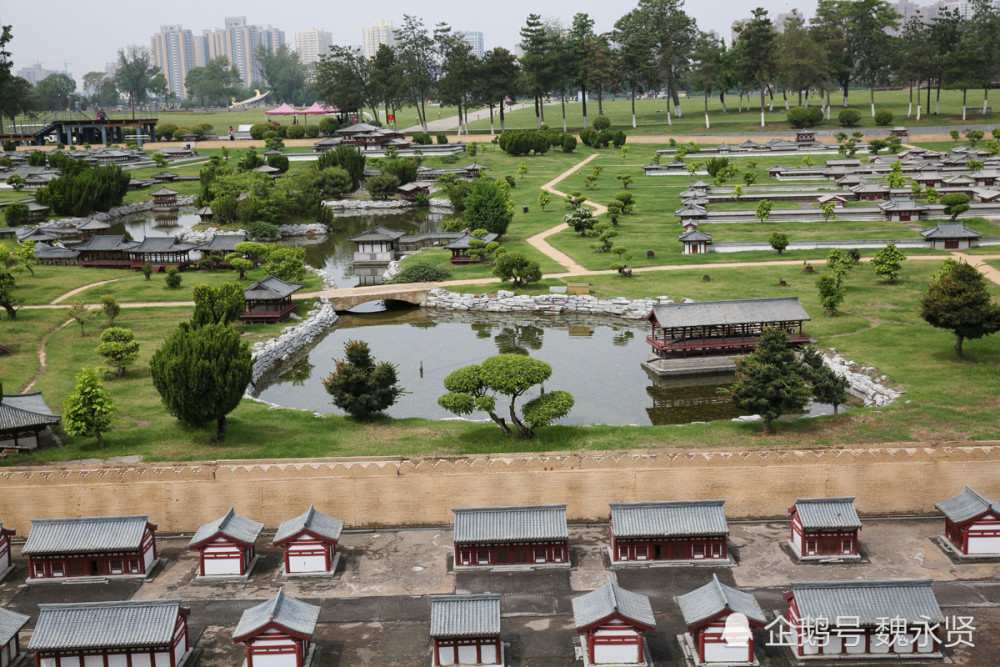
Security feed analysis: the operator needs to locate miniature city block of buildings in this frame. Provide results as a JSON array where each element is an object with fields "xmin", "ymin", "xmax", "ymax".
[
  {"xmin": 189, "ymin": 508, "xmax": 264, "ymax": 578},
  {"xmin": 572, "ymin": 580, "xmax": 656, "ymax": 667},
  {"xmin": 452, "ymin": 505, "xmax": 569, "ymax": 568},
  {"xmin": 29, "ymin": 599, "xmax": 192, "ymax": 667},
  {"xmin": 429, "ymin": 594, "xmax": 503, "ymax": 666},
  {"xmin": 23, "ymin": 515, "xmax": 158, "ymax": 580},
  {"xmin": 233, "ymin": 589, "xmax": 321, "ymax": 667},
  {"xmin": 783, "ymin": 580, "xmax": 943, "ymax": 658},
  {"xmin": 788, "ymin": 497, "xmax": 862, "ymax": 560},
  {"xmin": 676, "ymin": 574, "xmax": 766, "ymax": 665},
  {"xmin": 936, "ymin": 486, "xmax": 1000, "ymax": 557},
  {"xmin": 273, "ymin": 505, "xmax": 345, "ymax": 575},
  {"xmin": 609, "ymin": 500, "xmax": 729, "ymax": 563}
]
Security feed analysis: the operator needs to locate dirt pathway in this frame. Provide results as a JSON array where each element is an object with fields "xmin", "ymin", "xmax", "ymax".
[
  {"xmin": 523, "ymin": 153, "xmax": 609, "ymax": 275},
  {"xmin": 952, "ymin": 252, "xmax": 1000, "ymax": 285},
  {"xmin": 50, "ymin": 277, "xmax": 127, "ymax": 304},
  {"xmin": 22, "ymin": 317, "xmax": 74, "ymax": 392}
]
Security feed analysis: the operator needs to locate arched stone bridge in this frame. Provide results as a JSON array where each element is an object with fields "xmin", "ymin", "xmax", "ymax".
[{"xmin": 300, "ymin": 282, "xmax": 438, "ymax": 311}]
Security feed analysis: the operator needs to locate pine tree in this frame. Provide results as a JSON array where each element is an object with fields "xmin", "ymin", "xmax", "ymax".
[
  {"xmin": 322, "ymin": 340, "xmax": 403, "ymax": 419},
  {"xmin": 723, "ymin": 328, "xmax": 811, "ymax": 433},
  {"xmin": 63, "ymin": 368, "xmax": 115, "ymax": 448},
  {"xmin": 920, "ymin": 261, "xmax": 1000, "ymax": 356},
  {"xmin": 96, "ymin": 327, "xmax": 140, "ymax": 376},
  {"xmin": 192, "ymin": 282, "xmax": 246, "ymax": 327},
  {"xmin": 150, "ymin": 323, "xmax": 252, "ymax": 440},
  {"xmin": 802, "ymin": 348, "xmax": 850, "ymax": 415}
]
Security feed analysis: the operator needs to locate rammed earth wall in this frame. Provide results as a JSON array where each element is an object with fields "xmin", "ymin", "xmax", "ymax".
[{"xmin": 0, "ymin": 445, "xmax": 997, "ymax": 532}]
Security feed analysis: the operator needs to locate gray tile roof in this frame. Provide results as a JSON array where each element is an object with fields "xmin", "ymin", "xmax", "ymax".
[
  {"xmin": 792, "ymin": 497, "xmax": 862, "ymax": 530},
  {"xmin": 648, "ymin": 297, "xmax": 810, "ymax": 329},
  {"xmin": 936, "ymin": 486, "xmax": 1000, "ymax": 523},
  {"xmin": 347, "ymin": 226, "xmax": 408, "ymax": 243},
  {"xmin": 676, "ymin": 574, "xmax": 766, "ymax": 627},
  {"xmin": 572, "ymin": 580, "xmax": 655, "ymax": 630},
  {"xmin": 128, "ymin": 237, "xmax": 196, "ymax": 253},
  {"xmin": 879, "ymin": 198, "xmax": 927, "ymax": 212},
  {"xmin": 675, "ymin": 203, "xmax": 708, "ymax": 216},
  {"xmin": 679, "ymin": 229, "xmax": 713, "ymax": 242},
  {"xmin": 445, "ymin": 231, "xmax": 499, "ymax": 250},
  {"xmin": 23, "ymin": 515, "xmax": 153, "ymax": 555},
  {"xmin": 76, "ymin": 219, "xmax": 111, "ymax": 231},
  {"xmin": 430, "ymin": 595, "xmax": 501, "ymax": 638},
  {"xmin": 199, "ymin": 233, "xmax": 247, "ymax": 252},
  {"xmin": 452, "ymin": 505, "xmax": 568, "ymax": 544},
  {"xmin": 610, "ymin": 501, "xmax": 728, "ymax": 538},
  {"xmin": 16, "ymin": 227, "xmax": 58, "ymax": 242},
  {"xmin": 244, "ymin": 276, "xmax": 303, "ymax": 301},
  {"xmin": 28, "ymin": 600, "xmax": 185, "ymax": 650},
  {"xmin": 920, "ymin": 222, "xmax": 982, "ymax": 240},
  {"xmin": 0, "ymin": 392, "xmax": 60, "ymax": 431},
  {"xmin": 33, "ymin": 242, "xmax": 80, "ymax": 260},
  {"xmin": 69, "ymin": 234, "xmax": 131, "ymax": 251},
  {"xmin": 274, "ymin": 505, "xmax": 344, "ymax": 545},
  {"xmin": 233, "ymin": 589, "xmax": 320, "ymax": 640},
  {"xmin": 149, "ymin": 187, "xmax": 179, "ymax": 196},
  {"xmin": 189, "ymin": 508, "xmax": 263, "ymax": 548},
  {"xmin": 0, "ymin": 607, "xmax": 29, "ymax": 645},
  {"xmin": 789, "ymin": 580, "xmax": 944, "ymax": 626}
]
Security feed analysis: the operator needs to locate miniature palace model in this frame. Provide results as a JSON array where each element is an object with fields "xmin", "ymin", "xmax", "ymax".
[
  {"xmin": 784, "ymin": 580, "xmax": 943, "ymax": 657},
  {"xmin": 232, "ymin": 588, "xmax": 320, "ymax": 667},
  {"xmin": 28, "ymin": 600, "xmax": 191, "ymax": 667},
  {"xmin": 0, "ymin": 391, "xmax": 61, "ymax": 450},
  {"xmin": 429, "ymin": 594, "xmax": 503, "ymax": 666},
  {"xmin": 189, "ymin": 508, "xmax": 264, "ymax": 577},
  {"xmin": 452, "ymin": 505, "xmax": 569, "ymax": 568},
  {"xmin": 23, "ymin": 515, "xmax": 158, "ymax": 580},
  {"xmin": 788, "ymin": 497, "xmax": 862, "ymax": 559},
  {"xmin": 273, "ymin": 505, "xmax": 344, "ymax": 575},
  {"xmin": 0, "ymin": 607, "xmax": 28, "ymax": 667},
  {"xmin": 936, "ymin": 486, "xmax": 1000, "ymax": 556},
  {"xmin": 572, "ymin": 580, "xmax": 656, "ymax": 666},
  {"xmin": 645, "ymin": 297, "xmax": 811, "ymax": 358},
  {"xmin": 676, "ymin": 574, "xmax": 766, "ymax": 665},
  {"xmin": 609, "ymin": 501, "xmax": 729, "ymax": 563}
]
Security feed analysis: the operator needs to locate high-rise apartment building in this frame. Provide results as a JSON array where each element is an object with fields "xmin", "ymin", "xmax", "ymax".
[
  {"xmin": 362, "ymin": 19, "xmax": 395, "ymax": 58},
  {"xmin": 204, "ymin": 16, "xmax": 286, "ymax": 88},
  {"xmin": 294, "ymin": 28, "xmax": 333, "ymax": 65},
  {"xmin": 458, "ymin": 31, "xmax": 485, "ymax": 58},
  {"xmin": 16, "ymin": 63, "xmax": 68, "ymax": 85},
  {"xmin": 150, "ymin": 25, "xmax": 200, "ymax": 99}
]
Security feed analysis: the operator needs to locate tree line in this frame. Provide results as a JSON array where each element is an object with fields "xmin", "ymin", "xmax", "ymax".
[{"xmin": 313, "ymin": 0, "xmax": 1000, "ymax": 132}]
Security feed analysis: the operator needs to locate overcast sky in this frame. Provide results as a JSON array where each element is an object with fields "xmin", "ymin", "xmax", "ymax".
[{"xmin": 2, "ymin": 0, "xmax": 818, "ymax": 85}]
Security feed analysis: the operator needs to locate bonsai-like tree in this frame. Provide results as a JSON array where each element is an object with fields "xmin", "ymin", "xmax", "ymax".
[
  {"xmin": 438, "ymin": 354, "xmax": 574, "ymax": 438},
  {"xmin": 722, "ymin": 328, "xmax": 811, "ymax": 434},
  {"xmin": 322, "ymin": 340, "xmax": 403, "ymax": 419},
  {"xmin": 493, "ymin": 251, "xmax": 541, "ymax": 287},
  {"xmin": 820, "ymin": 201, "xmax": 837, "ymax": 223},
  {"xmin": 872, "ymin": 243, "xmax": 906, "ymax": 283},
  {"xmin": 68, "ymin": 299, "xmax": 97, "ymax": 336},
  {"xmin": 941, "ymin": 193, "xmax": 971, "ymax": 221},
  {"xmin": 96, "ymin": 327, "xmax": 140, "ymax": 376},
  {"xmin": 920, "ymin": 260, "xmax": 1000, "ymax": 356},
  {"xmin": 150, "ymin": 323, "xmax": 252, "ymax": 440},
  {"xmin": 100, "ymin": 294, "xmax": 120, "ymax": 324},
  {"xmin": 826, "ymin": 249, "xmax": 854, "ymax": 288},
  {"xmin": 537, "ymin": 190, "xmax": 551, "ymax": 211},
  {"xmin": 63, "ymin": 367, "xmax": 115, "ymax": 448}
]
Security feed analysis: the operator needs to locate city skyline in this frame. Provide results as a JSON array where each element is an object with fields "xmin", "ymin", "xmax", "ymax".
[{"xmin": 2, "ymin": 0, "xmax": 827, "ymax": 88}]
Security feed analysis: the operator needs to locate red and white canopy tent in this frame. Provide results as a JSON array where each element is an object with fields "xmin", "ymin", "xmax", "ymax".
[
  {"xmin": 264, "ymin": 102, "xmax": 302, "ymax": 125},
  {"xmin": 302, "ymin": 102, "xmax": 339, "ymax": 115}
]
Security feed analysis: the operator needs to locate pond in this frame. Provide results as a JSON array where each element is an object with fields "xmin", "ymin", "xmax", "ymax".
[
  {"xmin": 255, "ymin": 309, "xmax": 849, "ymax": 427},
  {"xmin": 107, "ymin": 207, "xmax": 202, "ymax": 241}
]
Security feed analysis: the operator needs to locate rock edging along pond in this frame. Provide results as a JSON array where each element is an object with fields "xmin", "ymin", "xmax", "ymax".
[
  {"xmin": 248, "ymin": 298, "xmax": 340, "ymax": 387},
  {"xmin": 323, "ymin": 198, "xmax": 453, "ymax": 214},
  {"xmin": 32, "ymin": 197, "xmax": 197, "ymax": 233},
  {"xmin": 422, "ymin": 288, "xmax": 674, "ymax": 320},
  {"xmin": 420, "ymin": 288, "xmax": 901, "ymax": 408}
]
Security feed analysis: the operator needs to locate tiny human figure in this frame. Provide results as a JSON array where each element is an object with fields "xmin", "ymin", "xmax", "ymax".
[
  {"xmin": 229, "ymin": 126, "xmax": 235, "ymax": 141},
  {"xmin": 292, "ymin": 115, "xmax": 297, "ymax": 125}
]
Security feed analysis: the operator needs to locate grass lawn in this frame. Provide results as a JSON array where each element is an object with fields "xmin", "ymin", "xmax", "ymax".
[
  {"xmin": 465, "ymin": 89, "xmax": 1000, "ymax": 135},
  {"xmin": 5, "ymin": 259, "xmax": 1000, "ymax": 464}
]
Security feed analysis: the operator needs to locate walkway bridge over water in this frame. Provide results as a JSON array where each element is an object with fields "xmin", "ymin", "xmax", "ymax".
[{"xmin": 303, "ymin": 282, "xmax": 438, "ymax": 311}]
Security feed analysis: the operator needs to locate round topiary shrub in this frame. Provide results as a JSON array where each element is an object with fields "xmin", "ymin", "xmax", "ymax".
[
  {"xmin": 562, "ymin": 134, "xmax": 577, "ymax": 153},
  {"xmin": 592, "ymin": 115, "xmax": 611, "ymax": 131},
  {"xmin": 838, "ymin": 109, "xmax": 862, "ymax": 127},
  {"xmin": 436, "ymin": 133, "xmax": 449, "ymax": 144},
  {"xmin": 262, "ymin": 131, "xmax": 279, "ymax": 141},
  {"xmin": 305, "ymin": 125, "xmax": 320, "ymax": 138},
  {"xmin": 275, "ymin": 124, "xmax": 288, "ymax": 138},
  {"xmin": 318, "ymin": 117, "xmax": 340, "ymax": 136},
  {"xmin": 787, "ymin": 106, "xmax": 824, "ymax": 129},
  {"xmin": 249, "ymin": 123, "xmax": 270, "ymax": 140},
  {"xmin": 286, "ymin": 124, "xmax": 306, "ymax": 139},
  {"xmin": 410, "ymin": 132, "xmax": 432, "ymax": 145},
  {"xmin": 389, "ymin": 261, "xmax": 452, "ymax": 284},
  {"xmin": 156, "ymin": 123, "xmax": 178, "ymax": 141},
  {"xmin": 874, "ymin": 109, "xmax": 894, "ymax": 126}
]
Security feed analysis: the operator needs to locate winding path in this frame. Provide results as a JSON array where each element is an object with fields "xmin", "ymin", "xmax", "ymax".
[
  {"xmin": 22, "ymin": 317, "xmax": 74, "ymax": 392},
  {"xmin": 50, "ymin": 277, "xmax": 127, "ymax": 304}
]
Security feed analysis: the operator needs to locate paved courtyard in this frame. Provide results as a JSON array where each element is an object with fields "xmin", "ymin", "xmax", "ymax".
[{"xmin": 2, "ymin": 520, "xmax": 999, "ymax": 666}]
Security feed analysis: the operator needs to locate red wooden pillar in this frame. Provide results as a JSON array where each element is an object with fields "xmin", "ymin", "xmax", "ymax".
[
  {"xmin": 246, "ymin": 644, "xmax": 253, "ymax": 667},
  {"xmin": 698, "ymin": 628, "xmax": 705, "ymax": 663},
  {"xmin": 433, "ymin": 639, "xmax": 440, "ymax": 667}
]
